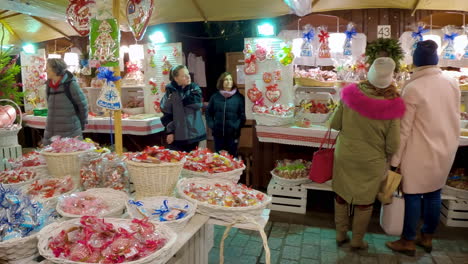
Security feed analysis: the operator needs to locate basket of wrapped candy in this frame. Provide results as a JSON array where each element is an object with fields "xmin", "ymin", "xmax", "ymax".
[
  {"xmin": 271, "ymin": 159, "xmax": 312, "ymax": 187},
  {"xmin": 80, "ymin": 152, "xmax": 130, "ymax": 192},
  {"xmin": 0, "ymin": 99, "xmax": 22, "ymax": 148},
  {"xmin": 296, "ymin": 92, "xmax": 336, "ymax": 123},
  {"xmin": 181, "ymin": 148, "xmax": 245, "ymax": 182},
  {"xmin": 9, "ymin": 150, "xmax": 49, "ymax": 178},
  {"xmin": 57, "ymin": 188, "xmax": 128, "ymax": 218},
  {"xmin": 0, "ymin": 186, "xmax": 58, "ymax": 262},
  {"xmin": 23, "ymin": 176, "xmax": 76, "ymax": 206},
  {"xmin": 0, "ymin": 169, "xmax": 37, "ymax": 188},
  {"xmin": 38, "ymin": 216, "xmax": 177, "ymax": 264},
  {"xmin": 41, "ymin": 137, "xmax": 95, "ymax": 184},
  {"xmin": 126, "ymin": 146, "xmax": 186, "ymax": 199},
  {"xmin": 252, "ymin": 104, "xmax": 295, "ymax": 126},
  {"xmin": 177, "ymin": 177, "xmax": 271, "ymax": 222},
  {"xmin": 127, "ymin": 196, "xmax": 196, "ymax": 232}
]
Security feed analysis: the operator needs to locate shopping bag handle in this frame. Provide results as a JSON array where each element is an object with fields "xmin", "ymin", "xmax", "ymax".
[{"xmin": 319, "ymin": 128, "xmax": 336, "ymax": 149}]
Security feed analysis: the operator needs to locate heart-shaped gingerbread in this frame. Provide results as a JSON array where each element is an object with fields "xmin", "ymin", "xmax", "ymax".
[
  {"xmin": 66, "ymin": 0, "xmax": 95, "ymax": 36},
  {"xmin": 247, "ymin": 86, "xmax": 262, "ymax": 103},
  {"xmin": 126, "ymin": 0, "xmax": 154, "ymax": 41},
  {"xmin": 266, "ymin": 89, "xmax": 281, "ymax": 103}
]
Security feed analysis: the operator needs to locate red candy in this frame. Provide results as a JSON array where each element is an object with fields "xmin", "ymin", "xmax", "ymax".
[{"xmin": 184, "ymin": 148, "xmax": 244, "ymax": 174}]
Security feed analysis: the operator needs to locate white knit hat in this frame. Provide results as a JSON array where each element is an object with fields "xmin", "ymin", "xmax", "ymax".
[{"xmin": 367, "ymin": 57, "xmax": 396, "ymax": 89}]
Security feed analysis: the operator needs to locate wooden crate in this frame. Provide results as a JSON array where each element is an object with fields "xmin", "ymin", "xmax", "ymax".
[
  {"xmin": 267, "ymin": 179, "xmax": 307, "ymax": 214},
  {"xmin": 440, "ymin": 199, "xmax": 468, "ymax": 228},
  {"xmin": 0, "ymin": 145, "xmax": 21, "ymax": 171}
]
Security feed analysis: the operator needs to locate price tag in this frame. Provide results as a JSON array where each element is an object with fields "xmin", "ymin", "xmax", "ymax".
[{"xmin": 377, "ymin": 25, "xmax": 391, "ymax": 39}]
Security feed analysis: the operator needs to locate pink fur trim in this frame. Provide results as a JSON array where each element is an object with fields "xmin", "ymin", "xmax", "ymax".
[{"xmin": 341, "ymin": 83, "xmax": 406, "ymax": 120}]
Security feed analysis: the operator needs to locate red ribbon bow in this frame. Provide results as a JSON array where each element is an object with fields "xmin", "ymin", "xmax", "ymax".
[
  {"xmin": 318, "ymin": 30, "xmax": 330, "ymax": 43},
  {"xmin": 245, "ymin": 54, "xmax": 256, "ymax": 64},
  {"xmin": 254, "ymin": 97, "xmax": 265, "ymax": 106},
  {"xmin": 266, "ymin": 84, "xmax": 278, "ymax": 90},
  {"xmin": 147, "ymin": 49, "xmax": 155, "ymax": 55}
]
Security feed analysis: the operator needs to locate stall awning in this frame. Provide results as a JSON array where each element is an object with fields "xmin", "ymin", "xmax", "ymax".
[{"xmin": 311, "ymin": 0, "xmax": 468, "ymax": 12}]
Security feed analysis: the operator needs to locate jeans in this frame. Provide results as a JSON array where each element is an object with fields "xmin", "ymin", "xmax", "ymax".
[
  {"xmin": 214, "ymin": 136, "xmax": 239, "ymax": 157},
  {"xmin": 402, "ymin": 189, "xmax": 441, "ymax": 240}
]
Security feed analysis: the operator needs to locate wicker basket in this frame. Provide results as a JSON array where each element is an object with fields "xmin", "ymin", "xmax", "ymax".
[
  {"xmin": 460, "ymin": 83, "xmax": 468, "ymax": 91},
  {"xmin": 0, "ymin": 234, "xmax": 39, "ymax": 262},
  {"xmin": 271, "ymin": 171, "xmax": 311, "ymax": 187},
  {"xmin": 295, "ymin": 77, "xmax": 336, "ymax": 87},
  {"xmin": 176, "ymin": 178, "xmax": 271, "ymax": 223},
  {"xmin": 1, "ymin": 170, "xmax": 38, "ymax": 189},
  {"xmin": 23, "ymin": 177, "xmax": 77, "ymax": 207},
  {"xmin": 24, "ymin": 164, "xmax": 49, "ymax": 178},
  {"xmin": 41, "ymin": 150, "xmax": 87, "ymax": 184},
  {"xmin": 38, "ymin": 218, "xmax": 177, "ymax": 264},
  {"xmin": 253, "ymin": 113, "xmax": 294, "ymax": 126},
  {"xmin": 180, "ymin": 165, "xmax": 245, "ymax": 183},
  {"xmin": 57, "ymin": 188, "xmax": 128, "ymax": 218},
  {"xmin": 126, "ymin": 196, "xmax": 197, "ymax": 232},
  {"xmin": 126, "ymin": 159, "xmax": 184, "ymax": 199},
  {"xmin": 0, "ymin": 99, "xmax": 22, "ymax": 148}
]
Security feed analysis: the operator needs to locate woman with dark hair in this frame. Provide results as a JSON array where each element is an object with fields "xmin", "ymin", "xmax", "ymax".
[
  {"xmin": 43, "ymin": 58, "xmax": 88, "ymax": 145},
  {"xmin": 330, "ymin": 57, "xmax": 405, "ymax": 251},
  {"xmin": 206, "ymin": 72, "xmax": 245, "ymax": 157},
  {"xmin": 160, "ymin": 65, "xmax": 206, "ymax": 152}
]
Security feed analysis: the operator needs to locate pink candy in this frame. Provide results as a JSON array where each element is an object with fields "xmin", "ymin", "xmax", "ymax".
[
  {"xmin": 60, "ymin": 193, "xmax": 109, "ymax": 216},
  {"xmin": 43, "ymin": 136, "xmax": 95, "ymax": 153}
]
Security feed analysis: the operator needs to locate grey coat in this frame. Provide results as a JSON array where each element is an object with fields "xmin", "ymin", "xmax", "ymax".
[
  {"xmin": 43, "ymin": 71, "xmax": 88, "ymax": 145},
  {"xmin": 161, "ymin": 81, "xmax": 206, "ymax": 145}
]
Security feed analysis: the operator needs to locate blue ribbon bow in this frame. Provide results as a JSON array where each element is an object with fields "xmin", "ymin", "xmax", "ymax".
[
  {"xmin": 411, "ymin": 26, "xmax": 429, "ymax": 41},
  {"xmin": 302, "ymin": 29, "xmax": 314, "ymax": 43},
  {"xmin": 97, "ymin": 67, "xmax": 121, "ymax": 83},
  {"xmin": 444, "ymin": 33, "xmax": 459, "ymax": 43},
  {"xmin": 152, "ymin": 200, "xmax": 170, "ymax": 218},
  {"xmin": 128, "ymin": 200, "xmax": 143, "ymax": 207},
  {"xmin": 345, "ymin": 28, "xmax": 357, "ymax": 39}
]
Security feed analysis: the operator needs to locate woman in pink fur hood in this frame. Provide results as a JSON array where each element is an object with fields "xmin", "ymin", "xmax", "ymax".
[{"xmin": 329, "ymin": 57, "xmax": 406, "ymax": 251}]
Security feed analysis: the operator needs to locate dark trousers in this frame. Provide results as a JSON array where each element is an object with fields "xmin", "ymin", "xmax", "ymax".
[
  {"xmin": 169, "ymin": 142, "xmax": 199, "ymax": 153},
  {"xmin": 402, "ymin": 189, "xmax": 441, "ymax": 240},
  {"xmin": 214, "ymin": 136, "xmax": 239, "ymax": 157}
]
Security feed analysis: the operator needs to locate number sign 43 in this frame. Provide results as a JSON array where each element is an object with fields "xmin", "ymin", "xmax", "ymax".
[{"xmin": 377, "ymin": 25, "xmax": 391, "ymax": 39}]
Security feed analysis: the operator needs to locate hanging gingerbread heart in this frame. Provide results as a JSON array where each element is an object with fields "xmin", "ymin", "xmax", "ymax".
[
  {"xmin": 266, "ymin": 84, "xmax": 281, "ymax": 103},
  {"xmin": 247, "ymin": 84, "xmax": 262, "ymax": 102},
  {"xmin": 244, "ymin": 54, "xmax": 257, "ymax": 75},
  {"xmin": 66, "ymin": 0, "xmax": 95, "ymax": 36},
  {"xmin": 126, "ymin": 0, "xmax": 154, "ymax": 41}
]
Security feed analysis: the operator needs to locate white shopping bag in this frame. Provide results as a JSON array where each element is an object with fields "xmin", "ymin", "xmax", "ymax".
[{"xmin": 380, "ymin": 192, "xmax": 404, "ymax": 236}]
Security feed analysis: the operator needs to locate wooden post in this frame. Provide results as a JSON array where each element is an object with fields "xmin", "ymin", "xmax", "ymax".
[{"xmin": 113, "ymin": 0, "xmax": 123, "ymax": 155}]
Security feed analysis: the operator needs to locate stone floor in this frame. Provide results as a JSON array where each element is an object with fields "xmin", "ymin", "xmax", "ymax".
[{"xmin": 208, "ymin": 210, "xmax": 468, "ymax": 264}]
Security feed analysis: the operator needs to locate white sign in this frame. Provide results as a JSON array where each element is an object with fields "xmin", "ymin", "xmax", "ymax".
[{"xmin": 377, "ymin": 25, "xmax": 391, "ymax": 39}]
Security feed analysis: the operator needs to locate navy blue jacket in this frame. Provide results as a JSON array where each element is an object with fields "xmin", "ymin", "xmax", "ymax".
[{"xmin": 206, "ymin": 90, "xmax": 246, "ymax": 139}]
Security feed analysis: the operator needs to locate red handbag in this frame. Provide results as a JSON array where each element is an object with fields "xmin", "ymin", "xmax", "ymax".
[{"xmin": 309, "ymin": 129, "xmax": 336, "ymax": 183}]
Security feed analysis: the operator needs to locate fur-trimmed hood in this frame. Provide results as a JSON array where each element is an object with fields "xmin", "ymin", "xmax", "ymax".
[{"xmin": 341, "ymin": 83, "xmax": 406, "ymax": 120}]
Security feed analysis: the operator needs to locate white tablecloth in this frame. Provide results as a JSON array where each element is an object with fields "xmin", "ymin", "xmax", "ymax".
[{"xmin": 23, "ymin": 115, "xmax": 164, "ymax": 136}]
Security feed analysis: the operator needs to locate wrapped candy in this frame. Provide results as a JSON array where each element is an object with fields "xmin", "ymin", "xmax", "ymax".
[
  {"xmin": 48, "ymin": 216, "xmax": 167, "ymax": 263},
  {"xmin": 128, "ymin": 199, "xmax": 189, "ymax": 222},
  {"xmin": 278, "ymin": 44, "xmax": 294, "ymax": 66},
  {"xmin": 252, "ymin": 97, "xmax": 266, "ymax": 113},
  {"xmin": 244, "ymin": 54, "xmax": 257, "ymax": 75},
  {"xmin": 411, "ymin": 22, "xmax": 429, "ymax": 55},
  {"xmin": 301, "ymin": 24, "xmax": 314, "ymax": 57},
  {"xmin": 26, "ymin": 177, "xmax": 74, "ymax": 199},
  {"xmin": 59, "ymin": 193, "xmax": 109, "ymax": 216},
  {"xmin": 343, "ymin": 23, "xmax": 357, "ymax": 56},
  {"xmin": 317, "ymin": 26, "xmax": 331, "ymax": 58},
  {"xmin": 265, "ymin": 84, "xmax": 281, "ymax": 103},
  {"xmin": 127, "ymin": 146, "xmax": 186, "ymax": 163},
  {"xmin": 43, "ymin": 136, "xmax": 95, "ymax": 153},
  {"xmin": 0, "ymin": 185, "xmax": 58, "ymax": 241},
  {"xmin": 183, "ymin": 148, "xmax": 244, "ymax": 174},
  {"xmin": 442, "ymin": 25, "xmax": 459, "ymax": 60},
  {"xmin": 9, "ymin": 150, "xmax": 46, "ymax": 168},
  {"xmin": 80, "ymin": 153, "xmax": 103, "ymax": 190},
  {"xmin": 101, "ymin": 153, "xmax": 130, "ymax": 192},
  {"xmin": 0, "ymin": 169, "xmax": 36, "ymax": 184},
  {"xmin": 122, "ymin": 62, "xmax": 144, "ymax": 85},
  {"xmin": 255, "ymin": 43, "xmax": 268, "ymax": 62},
  {"xmin": 247, "ymin": 84, "xmax": 263, "ymax": 103},
  {"xmin": 182, "ymin": 182, "xmax": 266, "ymax": 207}
]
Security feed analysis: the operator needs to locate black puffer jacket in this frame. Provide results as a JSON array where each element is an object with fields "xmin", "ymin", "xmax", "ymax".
[{"xmin": 206, "ymin": 90, "xmax": 246, "ymax": 139}]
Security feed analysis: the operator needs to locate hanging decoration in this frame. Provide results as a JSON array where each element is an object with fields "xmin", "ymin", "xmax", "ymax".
[
  {"xmin": 172, "ymin": 47, "xmax": 180, "ymax": 57},
  {"xmin": 161, "ymin": 56, "xmax": 172, "ymax": 75},
  {"xmin": 149, "ymin": 79, "xmax": 158, "ymax": 95},
  {"xmin": 66, "ymin": 0, "xmax": 95, "ymax": 36},
  {"xmin": 122, "ymin": 61, "xmax": 144, "ymax": 85},
  {"xmin": 442, "ymin": 25, "xmax": 459, "ymax": 60},
  {"xmin": 274, "ymin": 70, "xmax": 282, "ymax": 81},
  {"xmin": 411, "ymin": 23, "xmax": 429, "ymax": 55},
  {"xmin": 255, "ymin": 44, "xmax": 268, "ymax": 62},
  {"xmin": 90, "ymin": 19, "xmax": 120, "ymax": 67},
  {"xmin": 244, "ymin": 54, "xmax": 257, "ymax": 75},
  {"xmin": 252, "ymin": 97, "xmax": 265, "ymax": 113},
  {"xmin": 96, "ymin": 67, "xmax": 122, "ymax": 110},
  {"xmin": 147, "ymin": 48, "xmax": 156, "ymax": 68},
  {"xmin": 247, "ymin": 84, "xmax": 262, "ymax": 103},
  {"xmin": 243, "ymin": 43, "xmax": 253, "ymax": 55},
  {"xmin": 278, "ymin": 44, "xmax": 294, "ymax": 66},
  {"xmin": 265, "ymin": 84, "xmax": 281, "ymax": 103},
  {"xmin": 301, "ymin": 24, "xmax": 314, "ymax": 57},
  {"xmin": 343, "ymin": 23, "xmax": 357, "ymax": 56},
  {"xmin": 463, "ymin": 25, "xmax": 468, "ymax": 59},
  {"xmin": 153, "ymin": 101, "xmax": 161, "ymax": 113},
  {"xmin": 126, "ymin": 0, "xmax": 154, "ymax": 41},
  {"xmin": 263, "ymin": 72, "xmax": 273, "ymax": 83},
  {"xmin": 160, "ymin": 82, "xmax": 166, "ymax": 93},
  {"xmin": 317, "ymin": 26, "xmax": 331, "ymax": 58}
]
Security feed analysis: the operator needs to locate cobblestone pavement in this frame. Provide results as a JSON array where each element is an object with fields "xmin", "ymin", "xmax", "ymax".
[{"xmin": 209, "ymin": 218, "xmax": 468, "ymax": 264}]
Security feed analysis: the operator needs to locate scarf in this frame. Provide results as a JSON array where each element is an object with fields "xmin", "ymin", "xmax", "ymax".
[
  {"xmin": 220, "ymin": 88, "xmax": 237, "ymax": 98},
  {"xmin": 48, "ymin": 77, "xmax": 63, "ymax": 91}
]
